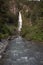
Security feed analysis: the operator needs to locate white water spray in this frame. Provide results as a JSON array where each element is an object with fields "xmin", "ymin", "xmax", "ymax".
[{"xmin": 18, "ymin": 12, "xmax": 22, "ymax": 32}]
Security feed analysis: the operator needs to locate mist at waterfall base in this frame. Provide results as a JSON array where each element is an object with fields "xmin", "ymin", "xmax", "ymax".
[{"xmin": 18, "ymin": 12, "xmax": 22, "ymax": 32}]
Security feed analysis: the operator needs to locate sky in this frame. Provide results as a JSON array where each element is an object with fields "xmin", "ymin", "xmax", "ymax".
[{"xmin": 28, "ymin": 0, "xmax": 40, "ymax": 1}]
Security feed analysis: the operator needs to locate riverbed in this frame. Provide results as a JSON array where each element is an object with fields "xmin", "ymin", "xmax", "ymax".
[{"xmin": 0, "ymin": 36, "xmax": 43, "ymax": 65}]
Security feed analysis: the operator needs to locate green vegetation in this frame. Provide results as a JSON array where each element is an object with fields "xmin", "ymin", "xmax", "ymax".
[
  {"xmin": 15, "ymin": 1, "xmax": 43, "ymax": 41},
  {"xmin": 0, "ymin": 0, "xmax": 43, "ymax": 41},
  {"xmin": 0, "ymin": 0, "xmax": 18, "ymax": 40},
  {"xmin": 21, "ymin": 1, "xmax": 43, "ymax": 41}
]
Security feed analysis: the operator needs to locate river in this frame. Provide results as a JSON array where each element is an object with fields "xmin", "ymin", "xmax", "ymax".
[{"xmin": 0, "ymin": 36, "xmax": 43, "ymax": 65}]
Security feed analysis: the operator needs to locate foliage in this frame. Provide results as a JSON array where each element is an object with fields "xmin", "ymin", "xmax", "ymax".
[
  {"xmin": 0, "ymin": 0, "xmax": 18, "ymax": 40},
  {"xmin": 20, "ymin": 1, "xmax": 43, "ymax": 41},
  {"xmin": 0, "ymin": 0, "xmax": 43, "ymax": 41}
]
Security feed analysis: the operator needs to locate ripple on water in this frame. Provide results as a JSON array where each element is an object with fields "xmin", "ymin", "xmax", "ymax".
[
  {"xmin": 28, "ymin": 57, "xmax": 38, "ymax": 65},
  {"xmin": 17, "ymin": 57, "xmax": 28, "ymax": 62},
  {"xmin": 35, "ymin": 52, "xmax": 40, "ymax": 59}
]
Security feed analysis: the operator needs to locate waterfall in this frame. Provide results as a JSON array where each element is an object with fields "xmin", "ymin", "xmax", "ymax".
[{"xmin": 18, "ymin": 12, "xmax": 22, "ymax": 32}]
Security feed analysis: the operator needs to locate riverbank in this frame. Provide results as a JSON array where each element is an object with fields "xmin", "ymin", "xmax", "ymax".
[
  {"xmin": 23, "ymin": 37, "xmax": 43, "ymax": 44},
  {"xmin": 0, "ymin": 40, "xmax": 8, "ymax": 59},
  {"xmin": 0, "ymin": 35, "xmax": 17, "ymax": 59}
]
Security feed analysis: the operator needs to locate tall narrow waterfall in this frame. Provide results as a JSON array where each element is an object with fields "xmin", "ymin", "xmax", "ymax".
[{"xmin": 18, "ymin": 12, "xmax": 22, "ymax": 32}]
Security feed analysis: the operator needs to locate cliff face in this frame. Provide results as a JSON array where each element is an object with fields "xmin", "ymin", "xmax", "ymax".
[
  {"xmin": 0, "ymin": 0, "xmax": 43, "ymax": 41},
  {"xmin": 9, "ymin": 0, "xmax": 18, "ymax": 14},
  {"xmin": 15, "ymin": 1, "xmax": 43, "ymax": 41},
  {"xmin": 0, "ymin": 0, "xmax": 18, "ymax": 39},
  {"xmin": 10, "ymin": 0, "xmax": 43, "ymax": 41}
]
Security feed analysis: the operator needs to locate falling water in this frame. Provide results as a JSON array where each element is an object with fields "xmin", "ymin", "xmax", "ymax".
[{"xmin": 18, "ymin": 12, "xmax": 22, "ymax": 32}]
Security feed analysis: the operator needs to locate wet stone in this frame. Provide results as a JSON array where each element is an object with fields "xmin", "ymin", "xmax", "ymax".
[{"xmin": 0, "ymin": 36, "xmax": 43, "ymax": 65}]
